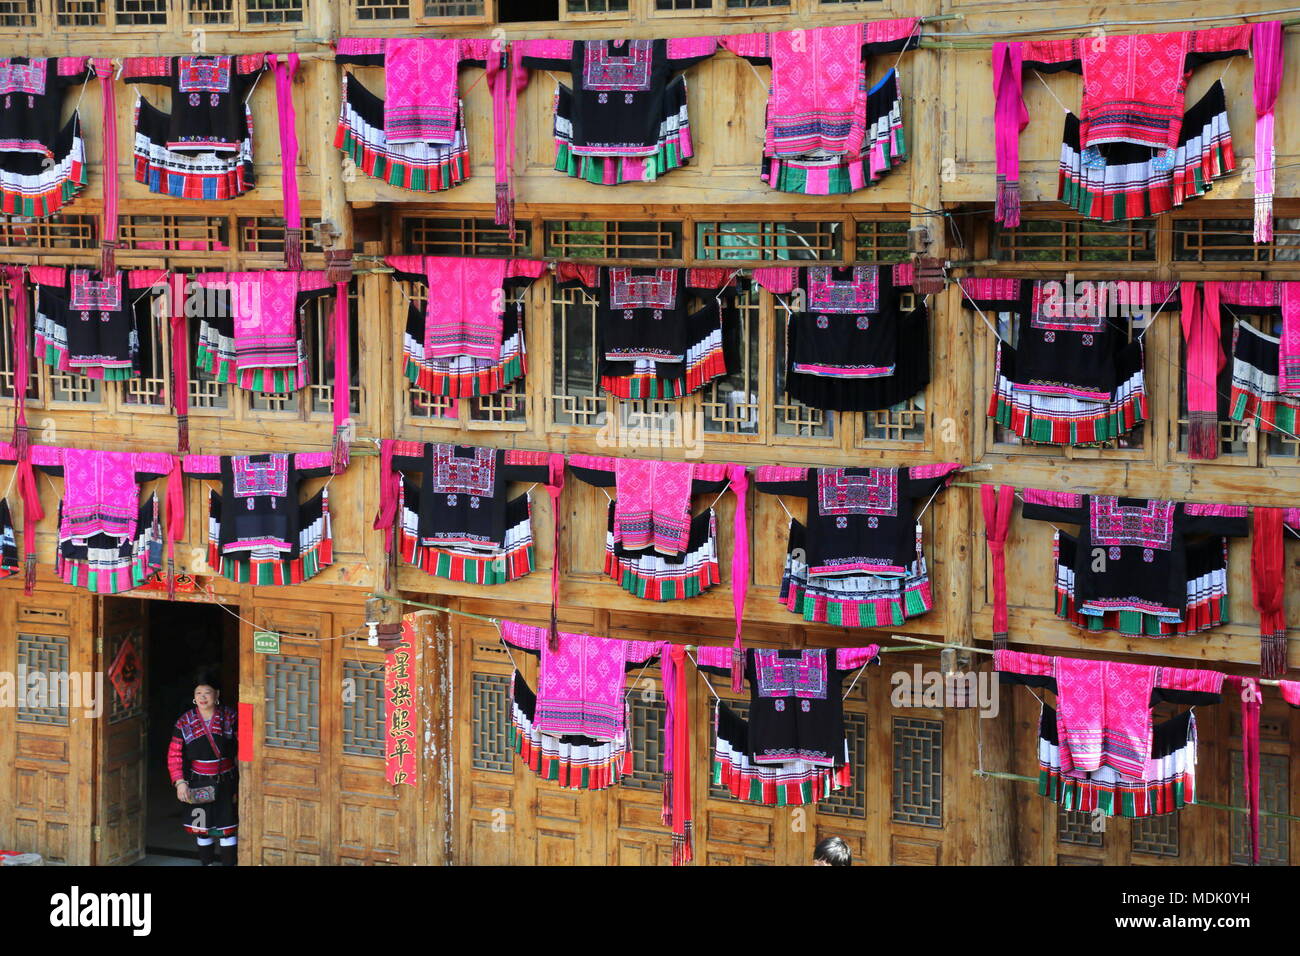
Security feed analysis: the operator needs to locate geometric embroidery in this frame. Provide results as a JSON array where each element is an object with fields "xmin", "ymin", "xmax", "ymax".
[
  {"xmin": 609, "ymin": 268, "xmax": 677, "ymax": 311},
  {"xmin": 431, "ymin": 444, "xmax": 496, "ymax": 497},
  {"xmin": 807, "ymin": 266, "xmax": 879, "ymax": 315},
  {"xmin": 0, "ymin": 58, "xmax": 47, "ymax": 96},
  {"xmin": 754, "ymin": 649, "xmax": 828, "ymax": 699},
  {"xmin": 232, "ymin": 453, "xmax": 290, "ymax": 499},
  {"xmin": 817, "ymin": 467, "xmax": 899, "ymax": 517},
  {"xmin": 1089, "ymin": 496, "xmax": 1176, "ymax": 551},
  {"xmin": 177, "ymin": 55, "xmax": 232, "ymax": 94},
  {"xmin": 582, "ymin": 40, "xmax": 654, "ymax": 92},
  {"xmin": 1029, "ymin": 280, "xmax": 1107, "ymax": 333},
  {"xmin": 69, "ymin": 269, "xmax": 123, "ymax": 312}
]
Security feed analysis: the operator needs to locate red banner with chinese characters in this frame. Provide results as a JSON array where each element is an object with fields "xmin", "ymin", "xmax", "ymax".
[{"xmin": 384, "ymin": 615, "xmax": 418, "ymax": 787}]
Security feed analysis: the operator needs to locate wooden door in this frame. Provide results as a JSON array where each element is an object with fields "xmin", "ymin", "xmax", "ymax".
[
  {"xmin": 0, "ymin": 592, "xmax": 96, "ymax": 865},
  {"xmin": 93, "ymin": 597, "xmax": 149, "ymax": 866}
]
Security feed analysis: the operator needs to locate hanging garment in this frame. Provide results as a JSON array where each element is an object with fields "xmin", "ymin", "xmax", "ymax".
[
  {"xmin": 1223, "ymin": 281, "xmax": 1300, "ymax": 438},
  {"xmin": 720, "ymin": 20, "xmax": 919, "ymax": 194},
  {"xmin": 1023, "ymin": 490, "xmax": 1248, "ymax": 635},
  {"xmin": 992, "ymin": 24, "xmax": 1282, "ymax": 231},
  {"xmin": 125, "ymin": 54, "xmax": 265, "ymax": 200},
  {"xmin": 556, "ymin": 263, "xmax": 735, "ymax": 399},
  {"xmin": 1037, "ymin": 703, "xmax": 1198, "ymax": 817},
  {"xmin": 1250, "ymin": 507, "xmax": 1297, "ymax": 678},
  {"xmin": 184, "ymin": 452, "xmax": 334, "ymax": 586},
  {"xmin": 334, "ymin": 38, "xmax": 492, "ymax": 193},
  {"xmin": 698, "ymin": 645, "xmax": 879, "ymax": 805},
  {"xmin": 30, "ymin": 445, "xmax": 181, "ymax": 594},
  {"xmin": 30, "ymin": 266, "xmax": 167, "ymax": 381},
  {"xmin": 509, "ymin": 670, "xmax": 630, "ymax": 791},
  {"xmin": 376, "ymin": 441, "xmax": 558, "ymax": 588},
  {"xmin": 168, "ymin": 706, "xmax": 239, "ymax": 837},
  {"xmin": 996, "ymin": 650, "xmax": 1222, "ymax": 781},
  {"xmin": 0, "ymin": 57, "xmax": 89, "ymax": 218},
  {"xmin": 603, "ymin": 503, "xmax": 718, "ymax": 601},
  {"xmin": 0, "ymin": 497, "xmax": 17, "ymax": 579},
  {"xmin": 387, "ymin": 256, "xmax": 548, "ymax": 398},
  {"xmin": 188, "ymin": 270, "xmax": 337, "ymax": 393},
  {"xmin": 754, "ymin": 263, "xmax": 929, "ymax": 412},
  {"xmin": 755, "ymin": 463, "xmax": 959, "ymax": 627},
  {"xmin": 959, "ymin": 277, "xmax": 1165, "ymax": 445},
  {"xmin": 519, "ymin": 37, "xmax": 716, "ymax": 185}
]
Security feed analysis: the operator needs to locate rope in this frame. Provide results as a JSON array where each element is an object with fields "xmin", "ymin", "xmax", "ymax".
[{"xmin": 1032, "ymin": 69, "xmax": 1071, "ymax": 114}]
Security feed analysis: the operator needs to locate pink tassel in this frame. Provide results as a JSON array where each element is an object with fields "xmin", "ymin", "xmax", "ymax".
[
  {"xmin": 176, "ymin": 414, "xmax": 189, "ymax": 455},
  {"xmin": 284, "ymin": 228, "xmax": 303, "ymax": 271},
  {"xmin": 731, "ymin": 646, "xmax": 744, "ymax": 694},
  {"xmin": 100, "ymin": 241, "xmax": 116, "ymax": 276},
  {"xmin": 13, "ymin": 422, "xmax": 27, "ymax": 460},
  {"xmin": 995, "ymin": 180, "xmax": 1021, "ymax": 228}
]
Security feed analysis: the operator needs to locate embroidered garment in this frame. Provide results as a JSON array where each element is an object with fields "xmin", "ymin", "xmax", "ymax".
[
  {"xmin": 0, "ymin": 57, "xmax": 88, "ymax": 217},
  {"xmin": 54, "ymin": 493, "xmax": 163, "ymax": 594},
  {"xmin": 509, "ymin": 671, "xmax": 630, "ymax": 791},
  {"xmin": 959, "ymin": 277, "xmax": 1164, "ymax": 445},
  {"xmin": 190, "ymin": 270, "xmax": 336, "ymax": 393},
  {"xmin": 30, "ymin": 266, "xmax": 167, "ymax": 381},
  {"xmin": 698, "ymin": 645, "xmax": 879, "ymax": 783},
  {"xmin": 402, "ymin": 297, "xmax": 526, "ymax": 399},
  {"xmin": 993, "ymin": 24, "xmax": 1275, "ymax": 227},
  {"xmin": 556, "ymin": 263, "xmax": 734, "ymax": 398},
  {"xmin": 335, "ymin": 37, "xmax": 492, "ymax": 193},
  {"xmin": 501, "ymin": 620, "xmax": 661, "ymax": 740},
  {"xmin": 31, "ymin": 445, "xmax": 175, "ymax": 543},
  {"xmin": 753, "ymin": 263, "xmax": 929, "ymax": 411},
  {"xmin": 720, "ymin": 20, "xmax": 918, "ymax": 194},
  {"xmin": 397, "ymin": 476, "xmax": 533, "ymax": 586},
  {"xmin": 996, "ymin": 649, "xmax": 1223, "ymax": 782},
  {"xmin": 755, "ymin": 463, "xmax": 959, "ymax": 627},
  {"xmin": 1023, "ymin": 489, "xmax": 1248, "ymax": 632},
  {"xmin": 604, "ymin": 503, "xmax": 718, "ymax": 601},
  {"xmin": 520, "ymin": 37, "xmax": 715, "ymax": 185},
  {"xmin": 1219, "ymin": 282, "xmax": 1300, "ymax": 444},
  {"xmin": 185, "ymin": 452, "xmax": 333, "ymax": 585},
  {"xmin": 167, "ymin": 706, "xmax": 238, "ymax": 837},
  {"xmin": 0, "ymin": 498, "xmax": 17, "ymax": 579}
]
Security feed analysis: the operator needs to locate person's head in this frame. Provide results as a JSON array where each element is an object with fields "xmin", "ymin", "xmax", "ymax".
[
  {"xmin": 813, "ymin": 836, "xmax": 852, "ymax": 866},
  {"xmin": 193, "ymin": 669, "xmax": 221, "ymax": 709}
]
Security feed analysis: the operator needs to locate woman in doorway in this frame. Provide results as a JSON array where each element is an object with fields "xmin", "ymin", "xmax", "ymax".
[{"xmin": 167, "ymin": 671, "xmax": 239, "ymax": 866}]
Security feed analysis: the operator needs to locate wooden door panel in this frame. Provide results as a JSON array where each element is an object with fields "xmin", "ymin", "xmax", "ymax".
[{"xmin": 95, "ymin": 598, "xmax": 148, "ymax": 866}]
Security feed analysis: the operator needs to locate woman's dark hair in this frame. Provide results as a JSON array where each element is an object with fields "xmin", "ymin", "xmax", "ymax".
[
  {"xmin": 814, "ymin": 836, "xmax": 852, "ymax": 866},
  {"xmin": 193, "ymin": 669, "xmax": 222, "ymax": 694}
]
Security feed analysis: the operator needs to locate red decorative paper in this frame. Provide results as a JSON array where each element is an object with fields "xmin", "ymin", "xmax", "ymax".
[
  {"xmin": 385, "ymin": 616, "xmax": 418, "ymax": 787},
  {"xmin": 107, "ymin": 635, "xmax": 142, "ymax": 708},
  {"xmin": 238, "ymin": 703, "xmax": 254, "ymax": 761}
]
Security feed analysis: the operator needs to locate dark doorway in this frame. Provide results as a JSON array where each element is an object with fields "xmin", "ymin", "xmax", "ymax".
[{"xmin": 144, "ymin": 601, "xmax": 239, "ymax": 860}]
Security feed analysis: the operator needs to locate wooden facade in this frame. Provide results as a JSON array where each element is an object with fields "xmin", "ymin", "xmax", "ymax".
[{"xmin": 0, "ymin": 0, "xmax": 1296, "ymax": 866}]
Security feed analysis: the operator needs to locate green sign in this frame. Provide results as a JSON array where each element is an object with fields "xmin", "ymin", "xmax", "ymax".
[{"xmin": 253, "ymin": 631, "xmax": 281, "ymax": 654}]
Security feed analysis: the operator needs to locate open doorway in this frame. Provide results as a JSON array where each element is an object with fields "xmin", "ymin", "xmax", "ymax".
[{"xmin": 143, "ymin": 600, "xmax": 239, "ymax": 862}]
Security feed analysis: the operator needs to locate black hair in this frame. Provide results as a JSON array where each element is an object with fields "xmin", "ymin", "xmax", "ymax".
[
  {"xmin": 814, "ymin": 836, "xmax": 852, "ymax": 866},
  {"xmin": 193, "ymin": 669, "xmax": 222, "ymax": 694}
]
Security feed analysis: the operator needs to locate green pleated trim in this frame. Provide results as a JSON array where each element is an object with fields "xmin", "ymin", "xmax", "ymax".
[
  {"xmin": 555, "ymin": 141, "xmax": 687, "ymax": 185},
  {"xmin": 404, "ymin": 351, "xmax": 525, "ymax": 397},
  {"xmin": 336, "ymin": 126, "xmax": 469, "ymax": 193}
]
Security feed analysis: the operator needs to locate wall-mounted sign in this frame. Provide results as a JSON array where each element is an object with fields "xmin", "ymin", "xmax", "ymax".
[{"xmin": 253, "ymin": 631, "xmax": 281, "ymax": 654}]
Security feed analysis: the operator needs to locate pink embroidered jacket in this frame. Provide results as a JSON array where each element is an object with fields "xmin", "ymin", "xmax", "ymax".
[{"xmin": 31, "ymin": 445, "xmax": 176, "ymax": 542}]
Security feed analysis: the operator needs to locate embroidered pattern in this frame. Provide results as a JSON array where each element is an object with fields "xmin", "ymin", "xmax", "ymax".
[
  {"xmin": 806, "ymin": 266, "xmax": 879, "ymax": 315},
  {"xmin": 754, "ymin": 649, "xmax": 829, "ymax": 699},
  {"xmin": 1089, "ymin": 496, "xmax": 1176, "ymax": 551},
  {"xmin": 177, "ymin": 56, "xmax": 232, "ymax": 94},
  {"xmin": 0, "ymin": 58, "xmax": 47, "ymax": 96},
  {"xmin": 232, "ymin": 454, "xmax": 290, "ymax": 499},
  {"xmin": 1029, "ymin": 281, "xmax": 1108, "ymax": 333},
  {"xmin": 608, "ymin": 268, "xmax": 678, "ymax": 310},
  {"xmin": 582, "ymin": 40, "xmax": 654, "ymax": 92},
  {"xmin": 431, "ymin": 444, "xmax": 496, "ymax": 497},
  {"xmin": 69, "ymin": 270, "xmax": 123, "ymax": 312},
  {"xmin": 816, "ymin": 467, "xmax": 899, "ymax": 517}
]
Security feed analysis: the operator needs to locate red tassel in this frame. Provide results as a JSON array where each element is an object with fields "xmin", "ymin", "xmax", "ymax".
[
  {"xmin": 495, "ymin": 183, "xmax": 511, "ymax": 232},
  {"xmin": 13, "ymin": 421, "xmax": 28, "ymax": 460},
  {"xmin": 1187, "ymin": 414, "xmax": 1219, "ymax": 460},
  {"xmin": 176, "ymin": 414, "xmax": 189, "ymax": 455},
  {"xmin": 731, "ymin": 646, "xmax": 744, "ymax": 694},
  {"xmin": 661, "ymin": 774, "xmax": 673, "ymax": 824},
  {"xmin": 547, "ymin": 606, "xmax": 559, "ymax": 652},
  {"xmin": 167, "ymin": 558, "xmax": 176, "ymax": 601},
  {"xmin": 100, "ymin": 241, "xmax": 116, "ymax": 276},
  {"xmin": 23, "ymin": 552, "xmax": 35, "ymax": 595},
  {"xmin": 1262, "ymin": 632, "xmax": 1288, "ymax": 680},
  {"xmin": 331, "ymin": 428, "xmax": 349, "ymax": 475},
  {"xmin": 283, "ymin": 228, "xmax": 303, "ymax": 271}
]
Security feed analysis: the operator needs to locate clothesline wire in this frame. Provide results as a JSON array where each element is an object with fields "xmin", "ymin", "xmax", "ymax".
[{"xmin": 922, "ymin": 6, "xmax": 1300, "ymax": 39}]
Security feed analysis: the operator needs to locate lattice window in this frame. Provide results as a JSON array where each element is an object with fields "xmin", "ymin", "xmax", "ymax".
[
  {"xmin": 0, "ymin": 285, "xmax": 38, "ymax": 404},
  {"xmin": 245, "ymin": 0, "xmax": 304, "ymax": 24},
  {"xmin": 1131, "ymin": 814, "xmax": 1179, "ymax": 858},
  {"xmin": 1232, "ymin": 752, "xmax": 1289, "ymax": 865},
  {"xmin": 655, "ymin": 0, "xmax": 708, "ymax": 9},
  {"xmin": 622, "ymin": 691, "xmax": 665, "ymax": 792},
  {"xmin": 696, "ymin": 221, "xmax": 839, "ymax": 262},
  {"xmin": 0, "ymin": 216, "xmax": 97, "ymax": 249},
  {"xmin": 263, "ymin": 654, "xmax": 320, "ymax": 751},
  {"xmin": 354, "ymin": 0, "xmax": 410, "ymax": 19},
  {"xmin": 471, "ymin": 673, "xmax": 512, "ymax": 773},
  {"xmin": 422, "ymin": 0, "xmax": 483, "ymax": 15},
  {"xmin": 120, "ymin": 294, "xmax": 168, "ymax": 408},
  {"xmin": 342, "ymin": 659, "xmax": 385, "ymax": 758},
  {"xmin": 56, "ymin": 0, "xmax": 106, "ymax": 27},
  {"xmin": 1175, "ymin": 323, "xmax": 1247, "ymax": 458},
  {"xmin": 773, "ymin": 299, "xmax": 834, "ymax": 439},
  {"xmin": 701, "ymin": 286, "xmax": 759, "ymax": 435},
  {"xmin": 550, "ymin": 285, "xmax": 604, "ymax": 428},
  {"xmin": 107, "ymin": 629, "xmax": 145, "ymax": 724},
  {"xmin": 565, "ymin": 0, "xmax": 628, "ymax": 13},
  {"xmin": 238, "ymin": 218, "xmax": 321, "ymax": 256},
  {"xmin": 0, "ymin": 0, "xmax": 37, "ymax": 28},
  {"xmin": 864, "ymin": 396, "xmax": 926, "ymax": 443},
  {"xmin": 17, "ymin": 633, "xmax": 70, "ymax": 725},
  {"xmin": 725, "ymin": 0, "xmax": 788, "ymax": 7},
  {"xmin": 995, "ymin": 218, "xmax": 1157, "ymax": 264},
  {"xmin": 185, "ymin": 0, "xmax": 234, "ymax": 25},
  {"xmin": 307, "ymin": 285, "xmax": 362, "ymax": 418},
  {"xmin": 47, "ymin": 366, "xmax": 101, "ymax": 405},
  {"xmin": 854, "ymin": 219, "xmax": 910, "ymax": 262},
  {"xmin": 469, "ymin": 375, "xmax": 528, "ymax": 425},
  {"xmin": 121, "ymin": 215, "xmax": 230, "ymax": 253},
  {"xmin": 115, "ymin": 0, "xmax": 168, "ymax": 25},
  {"xmin": 891, "ymin": 716, "xmax": 942, "ymax": 827},
  {"xmin": 1057, "ymin": 808, "xmax": 1104, "ymax": 847},
  {"xmin": 820, "ymin": 710, "xmax": 867, "ymax": 818},
  {"xmin": 402, "ymin": 217, "xmax": 531, "ymax": 257},
  {"xmin": 545, "ymin": 220, "xmax": 681, "ymax": 260},
  {"xmin": 1174, "ymin": 217, "xmax": 1300, "ymax": 263}
]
